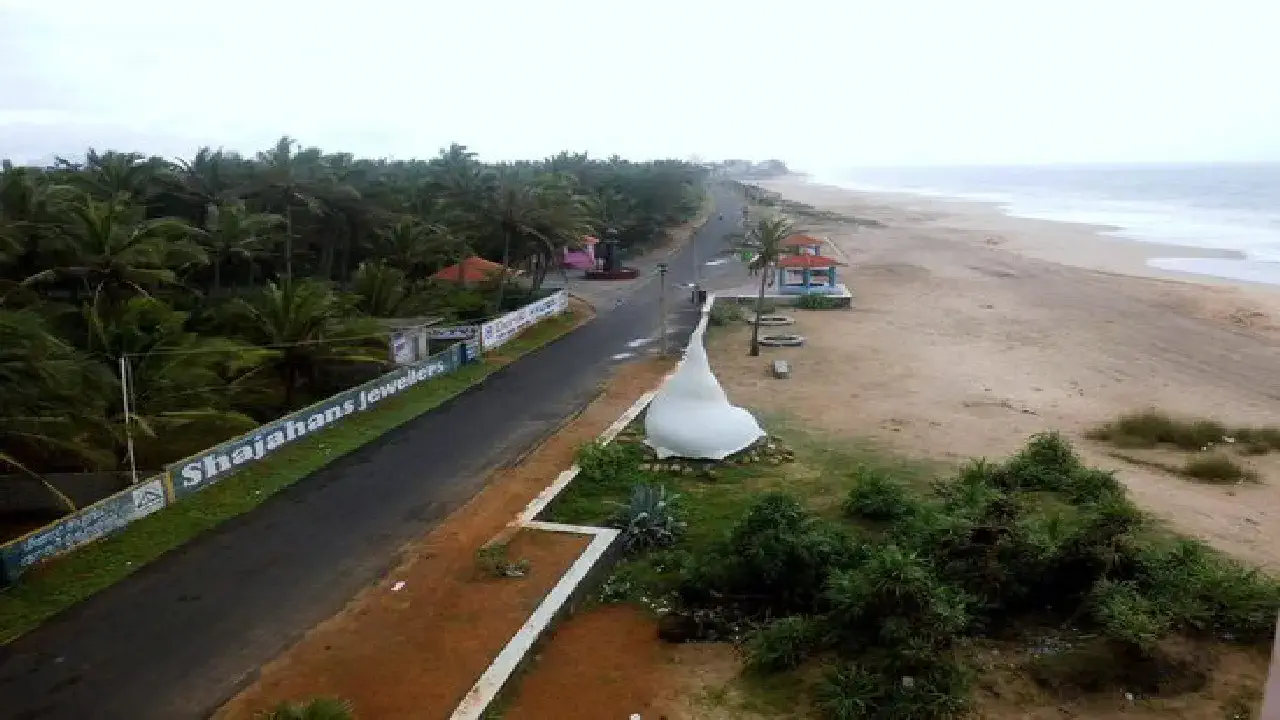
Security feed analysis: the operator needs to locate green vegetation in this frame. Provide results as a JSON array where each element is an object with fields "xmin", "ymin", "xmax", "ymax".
[
  {"xmin": 256, "ymin": 697, "xmax": 354, "ymax": 720},
  {"xmin": 746, "ymin": 218, "xmax": 795, "ymax": 357},
  {"xmin": 1087, "ymin": 409, "xmax": 1280, "ymax": 455},
  {"xmin": 608, "ymin": 482, "xmax": 685, "ymax": 553},
  {"xmin": 795, "ymin": 294, "xmax": 846, "ymax": 310},
  {"xmin": 549, "ymin": 428, "xmax": 1280, "ymax": 719},
  {"xmin": 0, "ymin": 143, "xmax": 706, "ymax": 523},
  {"xmin": 726, "ymin": 180, "xmax": 884, "ymax": 228},
  {"xmin": 474, "ymin": 540, "xmax": 531, "ymax": 579},
  {"xmin": 1088, "ymin": 409, "xmax": 1274, "ymax": 483},
  {"xmin": 708, "ymin": 302, "xmax": 744, "ymax": 326},
  {"xmin": 1181, "ymin": 452, "xmax": 1257, "ymax": 484},
  {"xmin": 0, "ymin": 313, "xmax": 576, "ymax": 643}
]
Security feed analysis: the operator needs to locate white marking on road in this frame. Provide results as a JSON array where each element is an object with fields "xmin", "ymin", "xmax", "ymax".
[
  {"xmin": 611, "ymin": 352, "xmax": 636, "ymax": 360},
  {"xmin": 626, "ymin": 338, "xmax": 652, "ymax": 348}
]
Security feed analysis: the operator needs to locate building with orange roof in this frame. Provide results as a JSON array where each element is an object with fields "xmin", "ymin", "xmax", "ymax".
[
  {"xmin": 775, "ymin": 253, "xmax": 845, "ymax": 295},
  {"xmin": 780, "ymin": 234, "xmax": 824, "ymax": 255},
  {"xmin": 430, "ymin": 256, "xmax": 516, "ymax": 284}
]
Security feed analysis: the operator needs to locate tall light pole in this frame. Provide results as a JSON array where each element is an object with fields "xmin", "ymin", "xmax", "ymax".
[
  {"xmin": 691, "ymin": 213, "xmax": 700, "ymax": 302},
  {"xmin": 657, "ymin": 262, "xmax": 669, "ymax": 357}
]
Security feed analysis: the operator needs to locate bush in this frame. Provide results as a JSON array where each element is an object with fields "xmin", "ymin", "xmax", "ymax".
[
  {"xmin": 576, "ymin": 441, "xmax": 646, "ymax": 485},
  {"xmin": 824, "ymin": 543, "xmax": 972, "ymax": 656},
  {"xmin": 667, "ymin": 433, "xmax": 1280, "ymax": 712},
  {"xmin": 609, "ymin": 483, "xmax": 685, "ymax": 553},
  {"xmin": 1089, "ymin": 579, "xmax": 1172, "ymax": 650},
  {"xmin": 843, "ymin": 467, "xmax": 921, "ymax": 522},
  {"xmin": 1181, "ymin": 452, "xmax": 1255, "ymax": 484},
  {"xmin": 1086, "ymin": 409, "xmax": 1228, "ymax": 451},
  {"xmin": 1131, "ymin": 537, "xmax": 1280, "ymax": 642},
  {"xmin": 1232, "ymin": 426, "xmax": 1280, "ymax": 452},
  {"xmin": 744, "ymin": 615, "xmax": 821, "ymax": 673},
  {"xmin": 796, "ymin": 294, "xmax": 845, "ymax": 310},
  {"xmin": 708, "ymin": 303, "xmax": 743, "ymax": 326},
  {"xmin": 998, "ymin": 431, "xmax": 1081, "ymax": 492},
  {"xmin": 474, "ymin": 542, "xmax": 530, "ymax": 578},
  {"xmin": 815, "ymin": 659, "xmax": 971, "ymax": 720},
  {"xmin": 256, "ymin": 698, "xmax": 354, "ymax": 720},
  {"xmin": 677, "ymin": 492, "xmax": 858, "ymax": 613}
]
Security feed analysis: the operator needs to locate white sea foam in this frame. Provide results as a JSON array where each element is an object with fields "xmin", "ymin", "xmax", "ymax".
[{"xmin": 813, "ymin": 165, "xmax": 1280, "ymax": 285}]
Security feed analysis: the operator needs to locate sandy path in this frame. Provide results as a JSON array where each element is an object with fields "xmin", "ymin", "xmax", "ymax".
[{"xmin": 709, "ymin": 178, "xmax": 1280, "ymax": 570}]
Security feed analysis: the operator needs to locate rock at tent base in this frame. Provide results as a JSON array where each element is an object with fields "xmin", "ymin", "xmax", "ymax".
[{"xmin": 645, "ymin": 322, "xmax": 765, "ymax": 460}]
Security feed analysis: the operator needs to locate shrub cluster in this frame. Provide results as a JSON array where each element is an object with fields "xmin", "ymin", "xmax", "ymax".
[
  {"xmin": 796, "ymin": 294, "xmax": 845, "ymax": 310},
  {"xmin": 671, "ymin": 432, "xmax": 1280, "ymax": 719},
  {"xmin": 708, "ymin": 303, "xmax": 744, "ymax": 326},
  {"xmin": 571, "ymin": 441, "xmax": 687, "ymax": 554},
  {"xmin": 1088, "ymin": 409, "xmax": 1280, "ymax": 456}
]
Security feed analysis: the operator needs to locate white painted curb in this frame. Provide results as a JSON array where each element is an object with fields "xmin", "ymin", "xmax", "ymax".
[{"xmin": 448, "ymin": 295, "xmax": 717, "ymax": 720}]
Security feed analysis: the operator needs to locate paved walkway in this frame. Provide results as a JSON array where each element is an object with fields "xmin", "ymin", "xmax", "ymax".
[{"xmin": 0, "ymin": 187, "xmax": 747, "ymax": 720}]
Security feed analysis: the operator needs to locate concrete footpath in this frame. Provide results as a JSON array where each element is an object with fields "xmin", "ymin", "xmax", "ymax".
[{"xmin": 0, "ymin": 188, "xmax": 747, "ymax": 720}]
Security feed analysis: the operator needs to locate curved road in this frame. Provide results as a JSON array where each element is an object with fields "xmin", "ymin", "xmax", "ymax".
[{"xmin": 0, "ymin": 188, "xmax": 745, "ymax": 720}]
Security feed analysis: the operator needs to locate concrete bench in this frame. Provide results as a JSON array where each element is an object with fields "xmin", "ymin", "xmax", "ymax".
[{"xmin": 771, "ymin": 360, "xmax": 791, "ymax": 379}]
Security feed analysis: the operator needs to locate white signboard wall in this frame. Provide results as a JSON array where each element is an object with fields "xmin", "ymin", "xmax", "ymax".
[{"xmin": 479, "ymin": 291, "xmax": 569, "ymax": 351}]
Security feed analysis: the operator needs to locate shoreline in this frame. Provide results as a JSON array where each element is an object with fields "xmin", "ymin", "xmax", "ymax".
[{"xmin": 765, "ymin": 176, "xmax": 1280, "ymax": 295}]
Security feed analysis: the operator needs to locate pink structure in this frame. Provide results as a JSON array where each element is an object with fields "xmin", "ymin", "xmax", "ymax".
[{"xmin": 562, "ymin": 235, "xmax": 599, "ymax": 270}]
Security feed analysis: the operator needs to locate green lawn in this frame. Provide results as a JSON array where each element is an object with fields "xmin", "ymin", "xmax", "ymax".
[{"xmin": 0, "ymin": 312, "xmax": 582, "ymax": 644}]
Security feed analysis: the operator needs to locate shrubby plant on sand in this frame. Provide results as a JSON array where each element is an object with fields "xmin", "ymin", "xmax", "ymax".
[{"xmin": 564, "ymin": 430, "xmax": 1280, "ymax": 720}]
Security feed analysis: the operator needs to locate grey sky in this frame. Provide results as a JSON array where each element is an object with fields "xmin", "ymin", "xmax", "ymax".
[{"xmin": 1, "ymin": 0, "xmax": 1277, "ymax": 169}]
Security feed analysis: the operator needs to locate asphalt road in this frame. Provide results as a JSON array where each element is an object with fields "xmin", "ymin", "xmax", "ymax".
[{"xmin": 0, "ymin": 187, "xmax": 746, "ymax": 720}]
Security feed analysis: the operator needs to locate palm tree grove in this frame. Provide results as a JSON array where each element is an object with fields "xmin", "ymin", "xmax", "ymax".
[{"xmin": 0, "ymin": 138, "xmax": 707, "ymax": 538}]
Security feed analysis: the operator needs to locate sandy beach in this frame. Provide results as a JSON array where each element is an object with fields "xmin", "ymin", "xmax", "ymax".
[{"xmin": 711, "ymin": 176, "xmax": 1280, "ymax": 570}]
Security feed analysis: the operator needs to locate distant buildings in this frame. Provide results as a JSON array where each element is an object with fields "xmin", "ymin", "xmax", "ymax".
[{"xmin": 707, "ymin": 158, "xmax": 791, "ymax": 179}]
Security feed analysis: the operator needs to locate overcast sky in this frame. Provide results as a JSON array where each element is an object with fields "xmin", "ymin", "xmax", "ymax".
[{"xmin": 1, "ymin": 0, "xmax": 1277, "ymax": 170}]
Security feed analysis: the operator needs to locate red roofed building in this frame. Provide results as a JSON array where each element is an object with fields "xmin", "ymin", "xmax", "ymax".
[
  {"xmin": 780, "ymin": 234, "xmax": 824, "ymax": 255},
  {"xmin": 775, "ymin": 253, "xmax": 844, "ymax": 295},
  {"xmin": 430, "ymin": 256, "xmax": 514, "ymax": 284}
]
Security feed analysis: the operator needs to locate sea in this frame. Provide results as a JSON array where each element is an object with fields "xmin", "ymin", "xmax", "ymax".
[{"xmin": 817, "ymin": 163, "xmax": 1280, "ymax": 286}]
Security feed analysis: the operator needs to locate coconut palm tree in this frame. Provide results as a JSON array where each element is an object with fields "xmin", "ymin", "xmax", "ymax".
[
  {"xmin": 24, "ymin": 193, "xmax": 206, "ymax": 314},
  {"xmin": 225, "ymin": 279, "xmax": 387, "ymax": 410},
  {"xmin": 57, "ymin": 149, "xmax": 165, "ymax": 202},
  {"xmin": 484, "ymin": 169, "xmax": 543, "ymax": 310},
  {"xmin": 350, "ymin": 261, "xmax": 412, "ymax": 318},
  {"xmin": 0, "ymin": 308, "xmax": 113, "ymax": 509},
  {"xmin": 253, "ymin": 137, "xmax": 327, "ymax": 279},
  {"xmin": 164, "ymin": 147, "xmax": 245, "ymax": 229},
  {"xmin": 85, "ymin": 297, "xmax": 262, "ymax": 468},
  {"xmin": 746, "ymin": 217, "xmax": 793, "ymax": 356},
  {"xmin": 521, "ymin": 174, "xmax": 593, "ymax": 290},
  {"xmin": 195, "ymin": 200, "xmax": 284, "ymax": 292}
]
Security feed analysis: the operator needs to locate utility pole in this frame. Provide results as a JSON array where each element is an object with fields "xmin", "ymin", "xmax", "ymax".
[
  {"xmin": 657, "ymin": 262, "xmax": 669, "ymax": 357},
  {"xmin": 285, "ymin": 205, "xmax": 294, "ymax": 280},
  {"xmin": 118, "ymin": 356, "xmax": 139, "ymax": 485},
  {"xmin": 691, "ymin": 215, "xmax": 701, "ymax": 305}
]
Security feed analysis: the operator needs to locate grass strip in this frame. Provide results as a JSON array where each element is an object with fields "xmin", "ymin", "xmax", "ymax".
[{"xmin": 0, "ymin": 311, "xmax": 582, "ymax": 644}]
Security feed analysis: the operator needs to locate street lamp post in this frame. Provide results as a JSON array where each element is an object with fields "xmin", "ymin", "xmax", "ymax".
[
  {"xmin": 691, "ymin": 214, "xmax": 700, "ymax": 303},
  {"xmin": 657, "ymin": 262, "xmax": 669, "ymax": 357}
]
